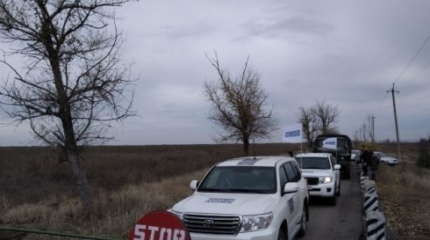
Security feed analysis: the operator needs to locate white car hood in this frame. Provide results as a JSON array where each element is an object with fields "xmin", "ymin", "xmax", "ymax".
[
  {"xmin": 301, "ymin": 169, "xmax": 333, "ymax": 177},
  {"xmin": 171, "ymin": 192, "xmax": 277, "ymax": 215}
]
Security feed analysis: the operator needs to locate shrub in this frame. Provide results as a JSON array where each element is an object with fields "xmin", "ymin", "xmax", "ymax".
[{"xmin": 416, "ymin": 138, "xmax": 430, "ymax": 169}]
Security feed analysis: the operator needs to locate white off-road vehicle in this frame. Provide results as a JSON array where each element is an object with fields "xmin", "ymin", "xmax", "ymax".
[
  {"xmin": 295, "ymin": 153, "xmax": 341, "ymax": 206},
  {"xmin": 169, "ymin": 156, "xmax": 309, "ymax": 240}
]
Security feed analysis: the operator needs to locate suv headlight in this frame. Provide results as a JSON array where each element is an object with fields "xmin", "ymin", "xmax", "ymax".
[
  {"xmin": 319, "ymin": 176, "xmax": 333, "ymax": 184},
  {"xmin": 240, "ymin": 212, "xmax": 273, "ymax": 232},
  {"xmin": 167, "ymin": 209, "xmax": 184, "ymax": 220}
]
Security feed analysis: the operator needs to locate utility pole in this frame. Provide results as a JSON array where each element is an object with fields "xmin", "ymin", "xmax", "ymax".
[
  {"xmin": 388, "ymin": 83, "xmax": 401, "ymax": 162},
  {"xmin": 359, "ymin": 128, "xmax": 362, "ymax": 141},
  {"xmin": 371, "ymin": 114, "xmax": 375, "ymax": 143},
  {"xmin": 363, "ymin": 124, "xmax": 366, "ymax": 142}
]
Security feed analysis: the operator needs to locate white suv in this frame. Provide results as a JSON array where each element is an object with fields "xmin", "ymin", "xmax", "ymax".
[
  {"xmin": 169, "ymin": 156, "xmax": 309, "ymax": 240},
  {"xmin": 294, "ymin": 153, "xmax": 341, "ymax": 206}
]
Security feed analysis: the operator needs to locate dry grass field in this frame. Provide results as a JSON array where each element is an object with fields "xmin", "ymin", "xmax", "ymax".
[
  {"xmin": 0, "ymin": 142, "xmax": 429, "ymax": 240},
  {"xmin": 376, "ymin": 143, "xmax": 430, "ymax": 240}
]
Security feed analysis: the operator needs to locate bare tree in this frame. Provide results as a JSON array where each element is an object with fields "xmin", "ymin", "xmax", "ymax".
[
  {"xmin": 0, "ymin": 0, "xmax": 134, "ymax": 211},
  {"xmin": 297, "ymin": 99, "xmax": 340, "ymax": 144},
  {"xmin": 204, "ymin": 53, "xmax": 276, "ymax": 156},
  {"xmin": 312, "ymin": 99, "xmax": 339, "ymax": 134},
  {"xmin": 296, "ymin": 106, "xmax": 319, "ymax": 146}
]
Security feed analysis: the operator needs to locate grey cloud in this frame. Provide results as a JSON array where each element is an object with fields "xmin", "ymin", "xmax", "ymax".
[
  {"xmin": 2, "ymin": 0, "xmax": 430, "ymax": 145},
  {"xmin": 159, "ymin": 23, "xmax": 216, "ymax": 40},
  {"xmin": 241, "ymin": 16, "xmax": 334, "ymax": 39}
]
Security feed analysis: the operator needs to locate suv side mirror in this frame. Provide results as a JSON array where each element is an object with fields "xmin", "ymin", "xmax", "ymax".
[
  {"xmin": 283, "ymin": 182, "xmax": 299, "ymax": 195},
  {"xmin": 189, "ymin": 180, "xmax": 199, "ymax": 190},
  {"xmin": 334, "ymin": 164, "xmax": 341, "ymax": 170}
]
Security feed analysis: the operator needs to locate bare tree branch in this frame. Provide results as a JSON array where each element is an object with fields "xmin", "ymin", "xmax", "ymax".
[
  {"xmin": 204, "ymin": 52, "xmax": 276, "ymax": 155},
  {"xmin": 297, "ymin": 99, "xmax": 340, "ymax": 145},
  {"xmin": 312, "ymin": 99, "xmax": 340, "ymax": 134},
  {"xmin": 0, "ymin": 0, "xmax": 134, "ymax": 211}
]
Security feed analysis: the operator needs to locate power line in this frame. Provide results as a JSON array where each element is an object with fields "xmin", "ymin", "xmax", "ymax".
[
  {"xmin": 400, "ymin": 56, "xmax": 430, "ymax": 89},
  {"xmin": 393, "ymin": 32, "xmax": 430, "ymax": 85}
]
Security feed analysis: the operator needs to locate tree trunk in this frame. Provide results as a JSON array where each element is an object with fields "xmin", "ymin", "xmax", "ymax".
[
  {"xmin": 243, "ymin": 137, "xmax": 249, "ymax": 156},
  {"xmin": 67, "ymin": 150, "xmax": 93, "ymax": 211}
]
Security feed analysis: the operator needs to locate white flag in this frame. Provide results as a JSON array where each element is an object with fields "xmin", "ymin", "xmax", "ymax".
[
  {"xmin": 282, "ymin": 123, "xmax": 303, "ymax": 143},
  {"xmin": 322, "ymin": 137, "xmax": 337, "ymax": 149}
]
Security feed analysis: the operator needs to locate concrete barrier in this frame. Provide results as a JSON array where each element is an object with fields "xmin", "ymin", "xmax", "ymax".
[
  {"xmin": 364, "ymin": 192, "xmax": 379, "ymax": 213},
  {"xmin": 363, "ymin": 180, "xmax": 377, "ymax": 194},
  {"xmin": 366, "ymin": 211, "xmax": 386, "ymax": 240}
]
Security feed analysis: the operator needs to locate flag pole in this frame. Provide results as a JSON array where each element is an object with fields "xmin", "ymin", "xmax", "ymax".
[
  {"xmin": 300, "ymin": 124, "xmax": 303, "ymax": 169},
  {"xmin": 302, "ymin": 122, "xmax": 304, "ymax": 154}
]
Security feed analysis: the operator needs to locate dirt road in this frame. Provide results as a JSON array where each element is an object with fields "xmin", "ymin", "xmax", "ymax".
[{"xmin": 301, "ymin": 165, "xmax": 364, "ymax": 240}]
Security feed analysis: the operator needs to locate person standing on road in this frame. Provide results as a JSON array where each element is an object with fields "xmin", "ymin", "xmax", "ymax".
[
  {"xmin": 368, "ymin": 151, "xmax": 380, "ymax": 181},
  {"xmin": 359, "ymin": 145, "xmax": 370, "ymax": 176}
]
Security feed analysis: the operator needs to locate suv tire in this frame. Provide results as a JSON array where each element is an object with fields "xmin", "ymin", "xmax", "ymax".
[
  {"xmin": 297, "ymin": 205, "xmax": 307, "ymax": 238},
  {"xmin": 277, "ymin": 229, "xmax": 286, "ymax": 240}
]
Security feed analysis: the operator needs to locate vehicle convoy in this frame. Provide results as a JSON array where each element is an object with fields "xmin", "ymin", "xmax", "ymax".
[
  {"xmin": 295, "ymin": 153, "xmax": 341, "ymax": 206},
  {"xmin": 169, "ymin": 156, "xmax": 309, "ymax": 240},
  {"xmin": 313, "ymin": 134, "xmax": 352, "ymax": 179}
]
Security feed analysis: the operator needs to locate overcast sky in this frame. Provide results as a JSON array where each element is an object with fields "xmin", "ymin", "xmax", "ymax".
[{"xmin": 1, "ymin": 0, "xmax": 430, "ymax": 146}]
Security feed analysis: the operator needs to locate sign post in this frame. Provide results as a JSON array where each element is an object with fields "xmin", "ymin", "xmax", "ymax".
[{"xmin": 129, "ymin": 210, "xmax": 191, "ymax": 240}]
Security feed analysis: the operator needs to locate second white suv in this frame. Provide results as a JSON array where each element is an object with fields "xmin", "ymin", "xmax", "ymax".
[
  {"xmin": 169, "ymin": 156, "xmax": 309, "ymax": 240},
  {"xmin": 294, "ymin": 153, "xmax": 341, "ymax": 206}
]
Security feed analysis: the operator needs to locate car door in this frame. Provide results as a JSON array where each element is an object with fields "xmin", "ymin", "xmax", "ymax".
[
  {"xmin": 290, "ymin": 160, "xmax": 307, "ymax": 199},
  {"xmin": 330, "ymin": 155, "xmax": 340, "ymax": 187},
  {"xmin": 282, "ymin": 162, "xmax": 302, "ymax": 236},
  {"xmin": 279, "ymin": 163, "xmax": 295, "ymax": 238}
]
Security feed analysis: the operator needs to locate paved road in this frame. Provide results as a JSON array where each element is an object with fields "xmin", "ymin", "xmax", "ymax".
[{"xmin": 301, "ymin": 165, "xmax": 364, "ymax": 240}]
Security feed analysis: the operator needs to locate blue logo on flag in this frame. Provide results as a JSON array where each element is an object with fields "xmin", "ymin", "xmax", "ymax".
[{"xmin": 285, "ymin": 130, "xmax": 300, "ymax": 137}]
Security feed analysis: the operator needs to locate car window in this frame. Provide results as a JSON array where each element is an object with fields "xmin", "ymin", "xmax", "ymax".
[
  {"xmin": 329, "ymin": 155, "xmax": 336, "ymax": 168},
  {"xmin": 198, "ymin": 166, "xmax": 276, "ymax": 193},
  {"xmin": 283, "ymin": 162, "xmax": 299, "ymax": 182},
  {"xmin": 295, "ymin": 156, "xmax": 331, "ymax": 170},
  {"xmin": 279, "ymin": 165, "xmax": 288, "ymax": 188},
  {"xmin": 290, "ymin": 161, "xmax": 302, "ymax": 179}
]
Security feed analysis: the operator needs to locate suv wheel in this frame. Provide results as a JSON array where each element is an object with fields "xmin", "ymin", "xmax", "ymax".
[
  {"xmin": 336, "ymin": 181, "xmax": 341, "ymax": 197},
  {"xmin": 297, "ymin": 205, "xmax": 307, "ymax": 238},
  {"xmin": 277, "ymin": 229, "xmax": 286, "ymax": 240}
]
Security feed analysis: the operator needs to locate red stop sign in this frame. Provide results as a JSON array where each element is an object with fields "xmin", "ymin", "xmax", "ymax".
[{"xmin": 129, "ymin": 210, "xmax": 191, "ymax": 240}]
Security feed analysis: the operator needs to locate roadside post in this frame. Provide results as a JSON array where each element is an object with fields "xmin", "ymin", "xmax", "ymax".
[{"xmin": 129, "ymin": 210, "xmax": 191, "ymax": 240}]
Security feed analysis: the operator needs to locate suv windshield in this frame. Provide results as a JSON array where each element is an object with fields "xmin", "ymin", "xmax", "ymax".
[
  {"xmin": 198, "ymin": 166, "xmax": 276, "ymax": 194},
  {"xmin": 295, "ymin": 157, "xmax": 331, "ymax": 170}
]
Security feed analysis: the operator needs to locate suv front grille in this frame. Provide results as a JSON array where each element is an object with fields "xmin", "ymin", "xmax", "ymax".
[
  {"xmin": 183, "ymin": 214, "xmax": 241, "ymax": 235},
  {"xmin": 306, "ymin": 177, "xmax": 319, "ymax": 185}
]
